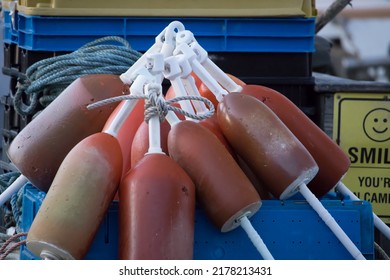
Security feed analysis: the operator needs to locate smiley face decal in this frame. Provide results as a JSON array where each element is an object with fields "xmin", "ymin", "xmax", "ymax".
[{"xmin": 363, "ymin": 108, "xmax": 390, "ymax": 142}]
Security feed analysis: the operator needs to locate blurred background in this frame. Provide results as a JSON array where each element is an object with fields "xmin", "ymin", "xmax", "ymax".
[
  {"xmin": 1, "ymin": 0, "xmax": 390, "ymax": 260},
  {"xmin": 315, "ymin": 0, "xmax": 390, "ymax": 81}
]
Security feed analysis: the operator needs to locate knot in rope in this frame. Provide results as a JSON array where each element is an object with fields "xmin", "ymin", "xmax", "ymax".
[{"xmin": 144, "ymin": 84, "xmax": 168, "ymax": 123}]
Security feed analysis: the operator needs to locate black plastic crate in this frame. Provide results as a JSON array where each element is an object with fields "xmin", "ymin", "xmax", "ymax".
[
  {"xmin": 2, "ymin": 42, "xmax": 20, "ymax": 76},
  {"xmin": 2, "ymin": 44, "xmax": 70, "ymax": 76},
  {"xmin": 240, "ymin": 76, "xmax": 318, "ymax": 123},
  {"xmin": 209, "ymin": 52, "xmax": 312, "ymax": 78},
  {"xmin": 1, "ymin": 95, "xmax": 19, "ymax": 132},
  {"xmin": 1, "ymin": 127, "xmax": 18, "ymax": 167},
  {"xmin": 19, "ymin": 48, "xmax": 70, "ymax": 74}
]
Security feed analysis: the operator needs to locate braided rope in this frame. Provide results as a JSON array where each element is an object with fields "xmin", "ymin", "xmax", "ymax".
[
  {"xmin": 13, "ymin": 36, "xmax": 143, "ymax": 116},
  {"xmin": 0, "ymin": 172, "xmax": 22, "ymax": 230},
  {"xmin": 0, "ymin": 232, "xmax": 28, "ymax": 260}
]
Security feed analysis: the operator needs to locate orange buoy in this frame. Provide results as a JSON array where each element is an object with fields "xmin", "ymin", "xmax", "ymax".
[
  {"xmin": 217, "ymin": 93, "xmax": 365, "ymax": 260},
  {"xmin": 119, "ymin": 153, "xmax": 196, "ymax": 260},
  {"xmin": 26, "ymin": 132, "xmax": 122, "ymax": 260},
  {"xmin": 217, "ymin": 93, "xmax": 318, "ymax": 199},
  {"xmin": 168, "ymin": 120, "xmax": 261, "ymax": 232},
  {"xmin": 167, "ymin": 120, "xmax": 274, "ymax": 259},
  {"xmin": 119, "ymin": 82, "xmax": 196, "ymax": 260},
  {"xmin": 7, "ymin": 74, "xmax": 125, "ymax": 192},
  {"xmin": 239, "ymin": 84, "xmax": 351, "ymax": 198}
]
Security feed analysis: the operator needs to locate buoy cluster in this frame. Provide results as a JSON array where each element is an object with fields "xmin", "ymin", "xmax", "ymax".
[{"xmin": 3, "ymin": 21, "xmax": 389, "ymax": 260}]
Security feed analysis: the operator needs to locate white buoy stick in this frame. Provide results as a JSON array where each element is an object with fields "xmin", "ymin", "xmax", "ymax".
[
  {"xmin": 239, "ymin": 215, "xmax": 275, "ymax": 260},
  {"xmin": 0, "ymin": 175, "xmax": 28, "ymax": 207},
  {"xmin": 298, "ymin": 183, "xmax": 366, "ymax": 260},
  {"xmin": 336, "ymin": 181, "xmax": 390, "ymax": 240}
]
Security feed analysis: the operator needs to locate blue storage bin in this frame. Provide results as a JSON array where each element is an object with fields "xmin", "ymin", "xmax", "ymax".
[
  {"xmin": 20, "ymin": 183, "xmax": 119, "ymax": 260},
  {"xmin": 19, "ymin": 183, "xmax": 374, "ymax": 260},
  {"xmin": 13, "ymin": 15, "xmax": 315, "ymax": 52},
  {"xmin": 2, "ymin": 9, "xmax": 19, "ymax": 44},
  {"xmin": 195, "ymin": 198, "xmax": 374, "ymax": 260}
]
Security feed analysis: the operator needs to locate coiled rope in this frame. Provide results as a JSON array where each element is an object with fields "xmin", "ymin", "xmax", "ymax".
[
  {"xmin": 0, "ymin": 172, "xmax": 22, "ymax": 231},
  {"xmin": 14, "ymin": 36, "xmax": 142, "ymax": 117}
]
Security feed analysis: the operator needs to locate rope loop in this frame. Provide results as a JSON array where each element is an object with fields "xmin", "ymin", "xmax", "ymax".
[
  {"xmin": 166, "ymin": 95, "xmax": 215, "ymax": 121},
  {"xmin": 87, "ymin": 93, "xmax": 215, "ymax": 123}
]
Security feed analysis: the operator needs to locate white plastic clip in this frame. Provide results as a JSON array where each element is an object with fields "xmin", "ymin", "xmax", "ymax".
[
  {"xmin": 120, "ymin": 21, "xmax": 185, "ymax": 85},
  {"xmin": 105, "ymin": 54, "xmax": 163, "ymax": 137},
  {"xmin": 175, "ymin": 54, "xmax": 209, "ymax": 115},
  {"xmin": 144, "ymin": 83, "xmax": 165, "ymax": 155},
  {"xmin": 175, "ymin": 30, "xmax": 242, "ymax": 101},
  {"xmin": 163, "ymin": 56, "xmax": 196, "ymax": 118}
]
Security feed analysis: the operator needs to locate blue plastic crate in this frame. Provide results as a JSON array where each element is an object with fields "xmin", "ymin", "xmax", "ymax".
[
  {"xmin": 20, "ymin": 183, "xmax": 119, "ymax": 260},
  {"xmin": 13, "ymin": 15, "xmax": 315, "ymax": 52},
  {"xmin": 195, "ymin": 198, "xmax": 374, "ymax": 260},
  {"xmin": 2, "ymin": 9, "xmax": 19, "ymax": 44},
  {"xmin": 20, "ymin": 183, "xmax": 374, "ymax": 260}
]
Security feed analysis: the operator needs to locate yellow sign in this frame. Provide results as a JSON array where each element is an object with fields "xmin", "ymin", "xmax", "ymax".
[{"xmin": 333, "ymin": 93, "xmax": 390, "ymax": 224}]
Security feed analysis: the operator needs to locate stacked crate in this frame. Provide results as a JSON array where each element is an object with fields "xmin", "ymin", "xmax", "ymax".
[{"xmin": 2, "ymin": 0, "xmax": 376, "ymax": 260}]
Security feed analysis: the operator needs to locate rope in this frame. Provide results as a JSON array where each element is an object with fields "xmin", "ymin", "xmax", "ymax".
[
  {"xmin": 0, "ymin": 232, "xmax": 27, "ymax": 260},
  {"xmin": 10, "ymin": 185, "xmax": 24, "ymax": 234},
  {"xmin": 374, "ymin": 242, "xmax": 390, "ymax": 260},
  {"xmin": 87, "ymin": 92, "xmax": 215, "ymax": 122},
  {"xmin": 13, "ymin": 36, "xmax": 143, "ymax": 117},
  {"xmin": 0, "ymin": 172, "xmax": 22, "ymax": 230}
]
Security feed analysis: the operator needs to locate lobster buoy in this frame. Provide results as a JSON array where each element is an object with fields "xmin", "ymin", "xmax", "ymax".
[
  {"xmin": 7, "ymin": 74, "xmax": 125, "ymax": 192},
  {"xmin": 167, "ymin": 120, "xmax": 274, "ymax": 260},
  {"xmin": 239, "ymin": 84, "xmax": 351, "ymax": 198},
  {"xmin": 217, "ymin": 93, "xmax": 365, "ymax": 260},
  {"xmin": 26, "ymin": 132, "xmax": 122, "ymax": 260},
  {"xmin": 119, "ymin": 153, "xmax": 196, "ymax": 260}
]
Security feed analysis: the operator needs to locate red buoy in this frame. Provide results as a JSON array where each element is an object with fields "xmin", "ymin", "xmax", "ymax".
[
  {"xmin": 26, "ymin": 132, "xmax": 122, "ymax": 259},
  {"xmin": 217, "ymin": 93, "xmax": 365, "ymax": 260},
  {"xmin": 168, "ymin": 120, "xmax": 261, "ymax": 232},
  {"xmin": 240, "ymin": 85, "xmax": 351, "ymax": 198},
  {"xmin": 217, "ymin": 93, "xmax": 318, "ymax": 199},
  {"xmin": 7, "ymin": 74, "xmax": 125, "ymax": 192},
  {"xmin": 119, "ymin": 153, "xmax": 196, "ymax": 260}
]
